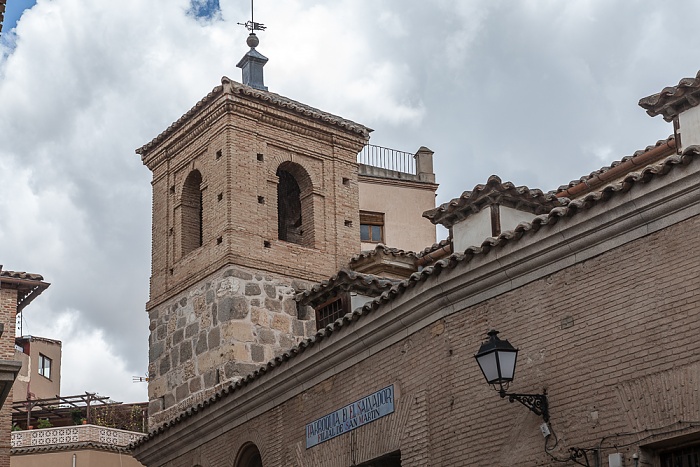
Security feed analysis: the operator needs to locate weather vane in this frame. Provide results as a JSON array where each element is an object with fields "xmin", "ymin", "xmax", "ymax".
[{"xmin": 238, "ymin": 0, "xmax": 266, "ymax": 33}]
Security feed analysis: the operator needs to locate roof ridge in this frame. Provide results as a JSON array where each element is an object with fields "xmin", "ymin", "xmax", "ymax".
[
  {"xmin": 132, "ymin": 146, "xmax": 700, "ymax": 450},
  {"xmin": 552, "ymin": 135, "xmax": 676, "ymax": 195},
  {"xmin": 136, "ymin": 77, "xmax": 371, "ymax": 156},
  {"xmin": 423, "ymin": 174, "xmax": 563, "ymax": 227}
]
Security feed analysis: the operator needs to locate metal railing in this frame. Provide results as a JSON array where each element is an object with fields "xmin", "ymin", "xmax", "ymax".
[{"xmin": 357, "ymin": 144, "xmax": 416, "ymax": 175}]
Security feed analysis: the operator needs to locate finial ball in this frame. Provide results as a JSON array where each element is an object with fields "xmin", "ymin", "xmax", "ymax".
[{"xmin": 247, "ymin": 33, "xmax": 259, "ymax": 48}]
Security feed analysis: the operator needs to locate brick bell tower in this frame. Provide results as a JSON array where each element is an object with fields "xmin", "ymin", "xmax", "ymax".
[{"xmin": 138, "ymin": 30, "xmax": 370, "ymax": 425}]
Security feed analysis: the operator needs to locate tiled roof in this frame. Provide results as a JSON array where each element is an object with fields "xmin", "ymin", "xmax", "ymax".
[
  {"xmin": 423, "ymin": 175, "xmax": 564, "ymax": 228},
  {"xmin": 0, "ymin": 270, "xmax": 44, "ymax": 281},
  {"xmin": 349, "ymin": 245, "xmax": 419, "ymax": 264},
  {"xmin": 132, "ymin": 147, "xmax": 700, "ymax": 450},
  {"xmin": 553, "ymin": 136, "xmax": 676, "ymax": 196},
  {"xmin": 136, "ymin": 77, "xmax": 371, "ymax": 156},
  {"xmin": 639, "ymin": 71, "xmax": 700, "ymax": 121},
  {"xmin": 295, "ymin": 268, "xmax": 400, "ymax": 307},
  {"xmin": 0, "ymin": 269, "xmax": 50, "ymax": 312},
  {"xmin": 417, "ymin": 238, "xmax": 451, "ymax": 258}
]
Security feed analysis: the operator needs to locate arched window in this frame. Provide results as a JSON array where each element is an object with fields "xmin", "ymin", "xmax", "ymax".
[
  {"xmin": 276, "ymin": 162, "xmax": 314, "ymax": 248},
  {"xmin": 235, "ymin": 443, "xmax": 263, "ymax": 467},
  {"xmin": 181, "ymin": 170, "xmax": 203, "ymax": 256}
]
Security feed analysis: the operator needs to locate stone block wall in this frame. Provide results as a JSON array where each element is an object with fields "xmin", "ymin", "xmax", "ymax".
[{"xmin": 147, "ymin": 264, "xmax": 313, "ymax": 427}]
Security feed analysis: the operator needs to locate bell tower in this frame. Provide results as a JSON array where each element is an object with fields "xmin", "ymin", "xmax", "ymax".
[{"xmin": 139, "ymin": 30, "xmax": 370, "ymax": 425}]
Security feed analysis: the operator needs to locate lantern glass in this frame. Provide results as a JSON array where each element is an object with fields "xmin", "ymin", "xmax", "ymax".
[{"xmin": 474, "ymin": 330, "xmax": 519, "ymax": 386}]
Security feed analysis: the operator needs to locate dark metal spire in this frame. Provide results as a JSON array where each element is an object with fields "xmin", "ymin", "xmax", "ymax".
[{"xmin": 236, "ymin": 0, "xmax": 268, "ymax": 91}]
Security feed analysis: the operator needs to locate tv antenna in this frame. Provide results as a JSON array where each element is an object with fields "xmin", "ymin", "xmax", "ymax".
[{"xmin": 238, "ymin": 0, "xmax": 266, "ymax": 33}]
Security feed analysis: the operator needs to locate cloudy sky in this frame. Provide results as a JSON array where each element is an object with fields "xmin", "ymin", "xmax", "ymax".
[{"xmin": 1, "ymin": 0, "xmax": 698, "ymax": 403}]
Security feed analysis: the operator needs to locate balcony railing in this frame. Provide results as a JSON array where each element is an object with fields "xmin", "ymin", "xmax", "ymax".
[
  {"xmin": 358, "ymin": 144, "xmax": 416, "ymax": 175},
  {"xmin": 11, "ymin": 424, "xmax": 145, "ymax": 449}
]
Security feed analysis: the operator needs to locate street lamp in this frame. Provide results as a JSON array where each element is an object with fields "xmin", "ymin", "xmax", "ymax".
[{"xmin": 474, "ymin": 330, "xmax": 549, "ymax": 422}]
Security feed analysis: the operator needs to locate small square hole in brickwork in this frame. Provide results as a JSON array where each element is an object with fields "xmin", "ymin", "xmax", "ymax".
[
  {"xmin": 216, "ymin": 149, "xmax": 223, "ymax": 159},
  {"xmin": 258, "ymin": 196, "xmax": 265, "ymax": 204},
  {"xmin": 217, "ymin": 236, "xmax": 223, "ymax": 245},
  {"xmin": 218, "ymin": 193, "xmax": 223, "ymax": 202},
  {"xmin": 257, "ymin": 153, "xmax": 264, "ymax": 162},
  {"xmin": 342, "ymin": 177, "xmax": 350, "ymax": 185},
  {"xmin": 169, "ymin": 185, "xmax": 175, "ymax": 194},
  {"xmin": 345, "ymin": 220, "xmax": 352, "ymax": 227},
  {"xmin": 169, "ymin": 227, "xmax": 173, "ymax": 236},
  {"xmin": 560, "ymin": 316, "xmax": 574, "ymax": 329},
  {"xmin": 169, "ymin": 269, "xmax": 174, "ymax": 275},
  {"xmin": 264, "ymin": 240, "xmax": 271, "ymax": 248}
]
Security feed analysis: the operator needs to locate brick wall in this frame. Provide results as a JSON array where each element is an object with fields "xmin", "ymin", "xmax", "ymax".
[
  {"xmin": 0, "ymin": 288, "xmax": 16, "ymax": 467},
  {"xmin": 140, "ymin": 85, "xmax": 369, "ymax": 425},
  {"xmin": 143, "ymin": 96, "xmax": 368, "ymax": 310},
  {"xmin": 147, "ymin": 211, "xmax": 700, "ymax": 466}
]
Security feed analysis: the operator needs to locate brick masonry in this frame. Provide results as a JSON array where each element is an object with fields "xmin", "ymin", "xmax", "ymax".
[
  {"xmin": 138, "ymin": 203, "xmax": 700, "ymax": 466},
  {"xmin": 0, "ymin": 289, "xmax": 17, "ymax": 467},
  {"xmin": 139, "ymin": 80, "xmax": 369, "ymax": 425}
]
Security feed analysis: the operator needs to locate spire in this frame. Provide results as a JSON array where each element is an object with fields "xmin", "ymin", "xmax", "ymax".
[
  {"xmin": 236, "ymin": 34, "xmax": 268, "ymax": 91},
  {"xmin": 237, "ymin": 0, "xmax": 268, "ymax": 91}
]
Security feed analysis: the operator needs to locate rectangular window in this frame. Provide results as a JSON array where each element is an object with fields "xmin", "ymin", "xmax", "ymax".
[
  {"xmin": 360, "ymin": 211, "xmax": 384, "ymax": 243},
  {"xmin": 38, "ymin": 354, "xmax": 52, "ymax": 379},
  {"xmin": 315, "ymin": 295, "xmax": 349, "ymax": 330},
  {"xmin": 661, "ymin": 444, "xmax": 700, "ymax": 467}
]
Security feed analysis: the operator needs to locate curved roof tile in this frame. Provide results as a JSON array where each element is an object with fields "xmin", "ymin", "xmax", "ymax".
[
  {"xmin": 0, "ymin": 270, "xmax": 44, "ymax": 281},
  {"xmin": 423, "ymin": 175, "xmax": 565, "ymax": 227},
  {"xmin": 136, "ymin": 77, "xmax": 371, "ymax": 156},
  {"xmin": 131, "ymin": 147, "xmax": 700, "ymax": 450},
  {"xmin": 295, "ymin": 268, "xmax": 400, "ymax": 307},
  {"xmin": 349, "ymin": 244, "xmax": 419, "ymax": 264},
  {"xmin": 639, "ymin": 71, "xmax": 700, "ymax": 121},
  {"xmin": 552, "ymin": 136, "xmax": 676, "ymax": 194}
]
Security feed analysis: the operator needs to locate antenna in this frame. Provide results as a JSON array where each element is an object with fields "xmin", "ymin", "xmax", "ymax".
[{"xmin": 237, "ymin": 0, "xmax": 266, "ymax": 33}]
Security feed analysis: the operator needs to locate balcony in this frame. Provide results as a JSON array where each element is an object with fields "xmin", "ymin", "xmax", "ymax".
[
  {"xmin": 357, "ymin": 144, "xmax": 417, "ymax": 175},
  {"xmin": 11, "ymin": 424, "xmax": 145, "ymax": 449}
]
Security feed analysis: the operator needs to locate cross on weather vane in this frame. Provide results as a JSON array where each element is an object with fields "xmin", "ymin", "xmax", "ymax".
[{"xmin": 238, "ymin": 0, "xmax": 266, "ymax": 33}]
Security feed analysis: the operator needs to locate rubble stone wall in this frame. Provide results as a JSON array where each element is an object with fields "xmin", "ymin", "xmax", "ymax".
[{"xmin": 147, "ymin": 264, "xmax": 313, "ymax": 427}]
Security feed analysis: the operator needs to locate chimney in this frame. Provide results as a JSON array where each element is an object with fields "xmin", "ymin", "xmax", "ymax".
[{"xmin": 236, "ymin": 33, "xmax": 268, "ymax": 91}]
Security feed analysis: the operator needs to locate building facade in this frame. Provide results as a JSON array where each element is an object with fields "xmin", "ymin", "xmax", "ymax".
[
  {"xmin": 13, "ymin": 336, "xmax": 61, "ymax": 403},
  {"xmin": 0, "ymin": 269, "xmax": 49, "ymax": 467},
  {"xmin": 140, "ymin": 33, "xmax": 439, "ymax": 429},
  {"xmin": 132, "ymin": 67, "xmax": 700, "ymax": 467}
]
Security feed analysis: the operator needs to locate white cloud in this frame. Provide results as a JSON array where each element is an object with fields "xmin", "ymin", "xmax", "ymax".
[{"xmin": 2, "ymin": 0, "xmax": 700, "ymax": 404}]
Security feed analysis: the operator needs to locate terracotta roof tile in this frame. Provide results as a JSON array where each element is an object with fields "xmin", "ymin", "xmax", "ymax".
[
  {"xmin": 0, "ymin": 270, "xmax": 44, "ymax": 281},
  {"xmin": 423, "ymin": 175, "xmax": 564, "ymax": 228},
  {"xmin": 639, "ymin": 71, "xmax": 700, "ymax": 121},
  {"xmin": 553, "ymin": 136, "xmax": 676, "ymax": 195},
  {"xmin": 349, "ymin": 245, "xmax": 418, "ymax": 264},
  {"xmin": 131, "ymin": 146, "xmax": 700, "ymax": 450},
  {"xmin": 136, "ymin": 77, "xmax": 371, "ymax": 156},
  {"xmin": 295, "ymin": 268, "xmax": 400, "ymax": 307},
  {"xmin": 417, "ymin": 238, "xmax": 451, "ymax": 258}
]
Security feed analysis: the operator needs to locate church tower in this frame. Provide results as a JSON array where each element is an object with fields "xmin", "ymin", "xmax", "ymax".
[{"xmin": 138, "ymin": 30, "xmax": 370, "ymax": 425}]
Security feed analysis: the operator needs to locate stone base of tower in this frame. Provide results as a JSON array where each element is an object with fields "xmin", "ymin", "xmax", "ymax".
[{"xmin": 146, "ymin": 263, "xmax": 313, "ymax": 427}]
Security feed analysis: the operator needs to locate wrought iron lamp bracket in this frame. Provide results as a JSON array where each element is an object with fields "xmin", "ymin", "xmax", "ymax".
[{"xmin": 499, "ymin": 388, "xmax": 549, "ymax": 422}]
